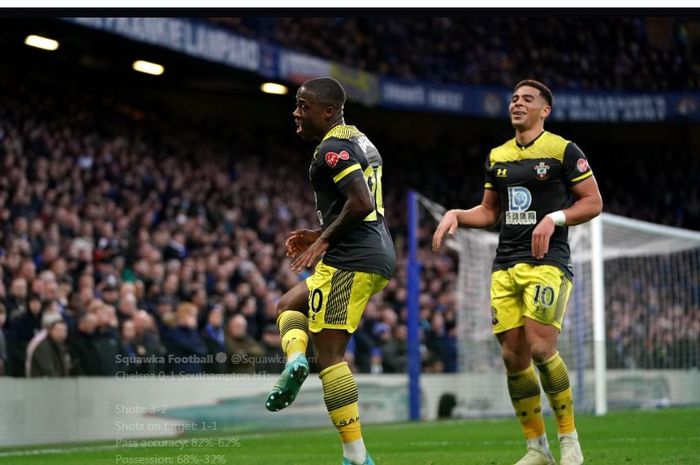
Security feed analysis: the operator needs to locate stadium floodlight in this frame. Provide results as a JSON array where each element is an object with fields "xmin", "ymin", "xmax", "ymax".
[
  {"xmin": 132, "ymin": 60, "xmax": 164, "ymax": 76},
  {"xmin": 260, "ymin": 82, "xmax": 288, "ymax": 95},
  {"xmin": 24, "ymin": 35, "xmax": 59, "ymax": 51}
]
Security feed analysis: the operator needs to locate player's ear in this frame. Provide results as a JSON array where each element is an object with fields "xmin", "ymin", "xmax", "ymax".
[
  {"xmin": 324, "ymin": 105, "xmax": 336, "ymax": 121},
  {"xmin": 541, "ymin": 104, "xmax": 551, "ymax": 119}
]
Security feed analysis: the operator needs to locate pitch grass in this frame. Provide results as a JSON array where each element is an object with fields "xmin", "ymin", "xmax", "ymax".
[{"xmin": 1, "ymin": 408, "xmax": 698, "ymax": 465}]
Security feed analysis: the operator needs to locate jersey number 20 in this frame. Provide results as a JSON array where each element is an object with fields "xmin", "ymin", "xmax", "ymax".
[{"xmin": 363, "ymin": 165, "xmax": 384, "ymax": 221}]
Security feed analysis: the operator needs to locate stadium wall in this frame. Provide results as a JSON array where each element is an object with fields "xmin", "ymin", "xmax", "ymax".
[{"xmin": 1, "ymin": 371, "xmax": 698, "ymax": 446}]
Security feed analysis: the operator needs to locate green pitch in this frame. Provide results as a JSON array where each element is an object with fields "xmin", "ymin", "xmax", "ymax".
[{"xmin": 1, "ymin": 408, "xmax": 698, "ymax": 465}]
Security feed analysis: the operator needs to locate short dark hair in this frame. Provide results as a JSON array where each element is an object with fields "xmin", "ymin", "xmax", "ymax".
[
  {"xmin": 515, "ymin": 79, "xmax": 553, "ymax": 107},
  {"xmin": 301, "ymin": 77, "xmax": 346, "ymax": 109}
]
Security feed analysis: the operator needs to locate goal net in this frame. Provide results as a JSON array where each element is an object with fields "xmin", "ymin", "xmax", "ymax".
[{"xmin": 417, "ymin": 194, "xmax": 700, "ymax": 417}]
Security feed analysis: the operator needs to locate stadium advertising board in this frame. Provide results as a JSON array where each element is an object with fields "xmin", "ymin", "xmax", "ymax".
[
  {"xmin": 65, "ymin": 18, "xmax": 264, "ymax": 74},
  {"xmin": 380, "ymin": 77, "xmax": 700, "ymax": 122},
  {"xmin": 277, "ymin": 49, "xmax": 331, "ymax": 84}
]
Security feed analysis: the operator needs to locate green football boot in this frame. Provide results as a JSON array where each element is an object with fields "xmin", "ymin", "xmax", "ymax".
[
  {"xmin": 341, "ymin": 453, "xmax": 375, "ymax": 465},
  {"xmin": 265, "ymin": 354, "xmax": 309, "ymax": 412}
]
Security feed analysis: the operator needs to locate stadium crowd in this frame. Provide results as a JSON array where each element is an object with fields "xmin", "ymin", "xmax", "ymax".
[
  {"xmin": 605, "ymin": 256, "xmax": 700, "ymax": 370},
  {"xmin": 0, "ymin": 63, "xmax": 698, "ymax": 378},
  {"xmin": 209, "ymin": 17, "xmax": 699, "ymax": 91}
]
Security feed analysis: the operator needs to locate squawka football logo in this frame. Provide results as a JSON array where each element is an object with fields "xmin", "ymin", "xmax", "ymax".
[{"xmin": 325, "ymin": 150, "xmax": 350, "ymax": 168}]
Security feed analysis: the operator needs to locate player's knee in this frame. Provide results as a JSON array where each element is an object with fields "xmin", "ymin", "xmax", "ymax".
[
  {"xmin": 275, "ymin": 294, "xmax": 295, "ymax": 317},
  {"xmin": 316, "ymin": 352, "xmax": 345, "ymax": 371},
  {"xmin": 529, "ymin": 341, "xmax": 555, "ymax": 363},
  {"xmin": 501, "ymin": 347, "xmax": 528, "ymax": 372},
  {"xmin": 313, "ymin": 340, "xmax": 347, "ymax": 370},
  {"xmin": 274, "ymin": 300, "xmax": 286, "ymax": 318}
]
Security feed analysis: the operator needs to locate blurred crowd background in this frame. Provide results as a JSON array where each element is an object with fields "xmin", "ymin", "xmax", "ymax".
[
  {"xmin": 0, "ymin": 16, "xmax": 698, "ymax": 378},
  {"xmin": 210, "ymin": 17, "xmax": 700, "ymax": 90}
]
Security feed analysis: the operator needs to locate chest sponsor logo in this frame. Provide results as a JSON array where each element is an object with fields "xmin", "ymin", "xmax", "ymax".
[
  {"xmin": 325, "ymin": 150, "xmax": 350, "ymax": 168},
  {"xmin": 533, "ymin": 162, "xmax": 550, "ymax": 180},
  {"xmin": 496, "ymin": 168, "xmax": 508, "ymax": 178},
  {"xmin": 577, "ymin": 158, "xmax": 589, "ymax": 173},
  {"xmin": 506, "ymin": 186, "xmax": 537, "ymax": 225}
]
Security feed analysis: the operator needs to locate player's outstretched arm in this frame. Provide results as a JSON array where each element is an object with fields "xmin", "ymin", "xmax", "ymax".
[
  {"xmin": 432, "ymin": 189, "xmax": 501, "ymax": 252},
  {"xmin": 290, "ymin": 176, "xmax": 373, "ymax": 271}
]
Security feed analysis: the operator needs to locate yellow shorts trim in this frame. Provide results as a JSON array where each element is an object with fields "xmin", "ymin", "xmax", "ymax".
[
  {"xmin": 490, "ymin": 263, "xmax": 572, "ymax": 334},
  {"xmin": 305, "ymin": 261, "xmax": 388, "ymax": 333}
]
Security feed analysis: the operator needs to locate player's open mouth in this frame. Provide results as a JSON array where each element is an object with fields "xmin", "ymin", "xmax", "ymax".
[{"xmin": 295, "ymin": 121, "xmax": 303, "ymax": 133}]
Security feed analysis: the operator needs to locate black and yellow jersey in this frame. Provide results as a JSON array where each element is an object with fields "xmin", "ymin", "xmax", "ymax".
[
  {"xmin": 309, "ymin": 124, "xmax": 396, "ymax": 279},
  {"xmin": 484, "ymin": 131, "xmax": 594, "ymax": 277}
]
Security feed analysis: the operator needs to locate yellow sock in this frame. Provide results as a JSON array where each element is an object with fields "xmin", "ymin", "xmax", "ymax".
[
  {"xmin": 507, "ymin": 364, "xmax": 546, "ymax": 439},
  {"xmin": 277, "ymin": 310, "xmax": 309, "ymax": 359},
  {"xmin": 537, "ymin": 352, "xmax": 576, "ymax": 435},
  {"xmin": 320, "ymin": 362, "xmax": 362, "ymax": 443}
]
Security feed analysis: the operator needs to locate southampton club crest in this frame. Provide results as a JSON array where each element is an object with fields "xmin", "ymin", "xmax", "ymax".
[{"xmin": 533, "ymin": 161, "xmax": 551, "ymax": 180}]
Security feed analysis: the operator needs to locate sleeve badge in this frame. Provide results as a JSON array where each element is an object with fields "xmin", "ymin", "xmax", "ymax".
[
  {"xmin": 577, "ymin": 158, "xmax": 589, "ymax": 173},
  {"xmin": 325, "ymin": 150, "xmax": 350, "ymax": 168}
]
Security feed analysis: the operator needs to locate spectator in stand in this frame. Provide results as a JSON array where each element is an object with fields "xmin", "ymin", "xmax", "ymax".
[
  {"xmin": 117, "ymin": 292, "xmax": 139, "ymax": 326},
  {"xmin": 226, "ymin": 313, "xmax": 264, "ymax": 374},
  {"xmin": 119, "ymin": 319, "xmax": 138, "ymax": 375},
  {"xmin": 423, "ymin": 312, "xmax": 446, "ymax": 374},
  {"xmin": 381, "ymin": 324, "xmax": 408, "ymax": 374},
  {"xmin": 30, "ymin": 319, "xmax": 71, "ymax": 377},
  {"xmin": 131, "ymin": 310, "xmax": 166, "ymax": 374},
  {"xmin": 239, "ymin": 295, "xmax": 263, "ymax": 340},
  {"xmin": 257, "ymin": 323, "xmax": 285, "ymax": 374},
  {"xmin": 93, "ymin": 303, "xmax": 123, "ymax": 376},
  {"xmin": 5, "ymin": 277, "xmax": 28, "ymax": 318},
  {"xmin": 5, "ymin": 294, "xmax": 42, "ymax": 376},
  {"xmin": 201, "ymin": 304, "xmax": 227, "ymax": 374},
  {"xmin": 25, "ymin": 301, "xmax": 62, "ymax": 376},
  {"xmin": 162, "ymin": 302, "xmax": 207, "ymax": 374},
  {"xmin": 68, "ymin": 312, "xmax": 101, "ymax": 376},
  {"xmin": 153, "ymin": 295, "xmax": 178, "ymax": 328}
]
